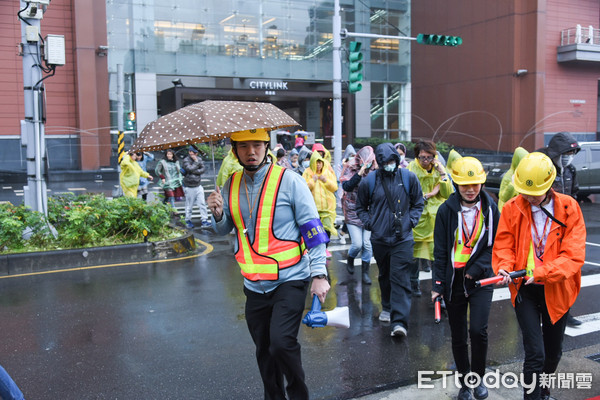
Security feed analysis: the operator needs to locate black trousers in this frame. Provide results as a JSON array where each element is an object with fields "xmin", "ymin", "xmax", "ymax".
[
  {"xmin": 514, "ymin": 284, "xmax": 568, "ymax": 400},
  {"xmin": 371, "ymin": 239, "xmax": 413, "ymax": 329},
  {"xmin": 244, "ymin": 280, "xmax": 309, "ymax": 400},
  {"xmin": 445, "ymin": 275, "xmax": 493, "ymax": 384}
]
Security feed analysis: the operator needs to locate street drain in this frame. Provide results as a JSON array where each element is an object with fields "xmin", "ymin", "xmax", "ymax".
[{"xmin": 585, "ymin": 353, "xmax": 600, "ymax": 363}]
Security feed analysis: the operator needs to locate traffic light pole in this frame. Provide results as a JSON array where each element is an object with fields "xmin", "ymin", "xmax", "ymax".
[{"xmin": 332, "ymin": 0, "xmax": 343, "ymax": 170}]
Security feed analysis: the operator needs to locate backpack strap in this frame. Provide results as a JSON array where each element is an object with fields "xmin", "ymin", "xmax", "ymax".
[{"xmin": 368, "ymin": 168, "xmax": 410, "ymax": 199}]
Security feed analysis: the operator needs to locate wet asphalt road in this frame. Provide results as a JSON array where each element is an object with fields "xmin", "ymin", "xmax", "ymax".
[{"xmin": 0, "ymin": 227, "xmax": 600, "ymax": 399}]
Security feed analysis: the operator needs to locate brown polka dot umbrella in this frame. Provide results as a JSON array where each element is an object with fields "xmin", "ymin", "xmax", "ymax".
[{"xmin": 131, "ymin": 100, "xmax": 300, "ymax": 152}]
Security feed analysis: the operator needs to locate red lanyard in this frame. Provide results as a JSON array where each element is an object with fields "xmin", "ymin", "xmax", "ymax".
[
  {"xmin": 532, "ymin": 215, "xmax": 551, "ymax": 258},
  {"xmin": 460, "ymin": 207, "xmax": 480, "ymax": 248}
]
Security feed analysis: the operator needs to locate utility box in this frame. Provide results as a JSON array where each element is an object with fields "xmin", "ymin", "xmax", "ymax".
[{"xmin": 44, "ymin": 34, "xmax": 65, "ymax": 66}]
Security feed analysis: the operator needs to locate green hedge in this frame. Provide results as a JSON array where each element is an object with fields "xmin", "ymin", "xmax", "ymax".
[
  {"xmin": 0, "ymin": 194, "xmax": 181, "ymax": 254},
  {"xmin": 353, "ymin": 138, "xmax": 452, "ymax": 158}
]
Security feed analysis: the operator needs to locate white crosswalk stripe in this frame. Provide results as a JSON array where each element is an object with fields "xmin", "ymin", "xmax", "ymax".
[{"xmin": 565, "ymin": 312, "xmax": 600, "ymax": 337}]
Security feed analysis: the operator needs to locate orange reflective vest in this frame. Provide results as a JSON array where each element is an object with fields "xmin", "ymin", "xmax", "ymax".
[
  {"xmin": 229, "ymin": 165, "xmax": 305, "ymax": 281},
  {"xmin": 453, "ymin": 209, "xmax": 484, "ymax": 269}
]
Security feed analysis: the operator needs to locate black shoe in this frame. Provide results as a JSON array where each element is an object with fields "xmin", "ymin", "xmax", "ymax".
[
  {"xmin": 458, "ymin": 386, "xmax": 473, "ymax": 400},
  {"xmin": 473, "ymin": 382, "xmax": 488, "ymax": 399},
  {"xmin": 540, "ymin": 387, "xmax": 550, "ymax": 400},
  {"xmin": 361, "ymin": 261, "xmax": 372, "ymax": 285},
  {"xmin": 346, "ymin": 256, "xmax": 355, "ymax": 275},
  {"xmin": 411, "ymin": 281, "xmax": 422, "ymax": 297},
  {"xmin": 567, "ymin": 314, "xmax": 582, "ymax": 326}
]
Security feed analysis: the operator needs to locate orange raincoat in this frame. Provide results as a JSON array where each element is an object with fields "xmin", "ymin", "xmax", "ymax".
[{"xmin": 492, "ymin": 191, "xmax": 586, "ymax": 323}]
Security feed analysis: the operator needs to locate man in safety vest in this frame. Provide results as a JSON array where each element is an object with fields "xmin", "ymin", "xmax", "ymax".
[
  {"xmin": 493, "ymin": 152, "xmax": 586, "ymax": 400},
  {"xmin": 207, "ymin": 128, "xmax": 330, "ymax": 400},
  {"xmin": 432, "ymin": 157, "xmax": 499, "ymax": 400}
]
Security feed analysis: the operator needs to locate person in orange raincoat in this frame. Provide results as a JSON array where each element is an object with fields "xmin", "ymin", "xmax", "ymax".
[{"xmin": 492, "ymin": 152, "xmax": 586, "ymax": 400}]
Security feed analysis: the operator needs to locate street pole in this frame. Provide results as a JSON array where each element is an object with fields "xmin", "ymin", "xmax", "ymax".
[
  {"xmin": 19, "ymin": 0, "xmax": 47, "ymax": 214},
  {"xmin": 332, "ymin": 0, "xmax": 343, "ymax": 169}
]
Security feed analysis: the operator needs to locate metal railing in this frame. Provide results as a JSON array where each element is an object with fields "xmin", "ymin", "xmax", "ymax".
[{"xmin": 560, "ymin": 25, "xmax": 600, "ymax": 46}]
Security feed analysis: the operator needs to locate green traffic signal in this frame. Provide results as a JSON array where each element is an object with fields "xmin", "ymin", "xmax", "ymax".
[
  {"xmin": 348, "ymin": 41, "xmax": 363, "ymax": 93},
  {"xmin": 417, "ymin": 33, "xmax": 463, "ymax": 46},
  {"xmin": 124, "ymin": 111, "xmax": 136, "ymax": 131}
]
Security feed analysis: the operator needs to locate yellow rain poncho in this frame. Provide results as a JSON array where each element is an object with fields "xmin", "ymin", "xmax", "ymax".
[
  {"xmin": 446, "ymin": 149, "xmax": 463, "ymax": 171},
  {"xmin": 498, "ymin": 147, "xmax": 529, "ymax": 211},
  {"xmin": 119, "ymin": 154, "xmax": 150, "ymax": 198},
  {"xmin": 303, "ymin": 151, "xmax": 338, "ymax": 237},
  {"xmin": 216, "ymin": 149, "xmax": 243, "ymax": 188},
  {"xmin": 408, "ymin": 157, "xmax": 453, "ymax": 260}
]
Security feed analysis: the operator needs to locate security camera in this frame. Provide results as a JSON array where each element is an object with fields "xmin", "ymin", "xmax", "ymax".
[{"xmin": 515, "ymin": 69, "xmax": 528, "ymax": 77}]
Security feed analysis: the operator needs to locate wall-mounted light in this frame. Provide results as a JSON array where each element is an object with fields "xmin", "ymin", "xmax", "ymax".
[
  {"xmin": 96, "ymin": 45, "xmax": 108, "ymax": 57},
  {"xmin": 515, "ymin": 69, "xmax": 528, "ymax": 77},
  {"xmin": 172, "ymin": 78, "xmax": 184, "ymax": 87}
]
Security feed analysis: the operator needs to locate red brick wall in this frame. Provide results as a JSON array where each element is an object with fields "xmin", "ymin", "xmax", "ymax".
[
  {"xmin": 0, "ymin": 1, "xmax": 77, "ymax": 136},
  {"xmin": 544, "ymin": 0, "xmax": 599, "ymax": 139}
]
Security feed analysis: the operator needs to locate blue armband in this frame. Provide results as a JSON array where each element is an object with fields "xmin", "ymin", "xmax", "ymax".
[{"xmin": 300, "ymin": 219, "xmax": 330, "ymax": 249}]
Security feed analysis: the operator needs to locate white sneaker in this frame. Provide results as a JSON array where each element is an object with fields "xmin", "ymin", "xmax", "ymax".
[
  {"xmin": 378, "ymin": 311, "xmax": 390, "ymax": 322},
  {"xmin": 391, "ymin": 324, "xmax": 407, "ymax": 337},
  {"xmin": 339, "ymin": 234, "xmax": 346, "ymax": 245}
]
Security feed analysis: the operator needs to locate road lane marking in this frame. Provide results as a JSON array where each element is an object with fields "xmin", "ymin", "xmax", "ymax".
[
  {"xmin": 0, "ymin": 238, "xmax": 213, "ymax": 280},
  {"xmin": 586, "ymin": 242, "xmax": 600, "ymax": 247},
  {"xmin": 565, "ymin": 312, "xmax": 600, "ymax": 337}
]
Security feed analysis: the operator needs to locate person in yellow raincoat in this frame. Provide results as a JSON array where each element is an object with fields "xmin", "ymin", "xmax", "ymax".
[
  {"xmin": 303, "ymin": 151, "xmax": 338, "ymax": 253},
  {"xmin": 445, "ymin": 149, "xmax": 463, "ymax": 171},
  {"xmin": 498, "ymin": 146, "xmax": 529, "ymax": 211},
  {"xmin": 408, "ymin": 140, "xmax": 453, "ymax": 295},
  {"xmin": 216, "ymin": 148, "xmax": 243, "ymax": 188},
  {"xmin": 120, "ymin": 151, "xmax": 153, "ymax": 198}
]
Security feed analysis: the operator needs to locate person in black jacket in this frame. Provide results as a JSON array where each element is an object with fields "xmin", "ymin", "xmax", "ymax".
[
  {"xmin": 537, "ymin": 131, "xmax": 582, "ymax": 327},
  {"xmin": 182, "ymin": 146, "xmax": 210, "ymax": 229},
  {"xmin": 356, "ymin": 143, "xmax": 424, "ymax": 337},
  {"xmin": 431, "ymin": 157, "xmax": 499, "ymax": 400}
]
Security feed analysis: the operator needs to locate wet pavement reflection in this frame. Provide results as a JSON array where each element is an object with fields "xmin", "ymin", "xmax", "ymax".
[{"xmin": 0, "ymin": 230, "xmax": 599, "ymax": 399}]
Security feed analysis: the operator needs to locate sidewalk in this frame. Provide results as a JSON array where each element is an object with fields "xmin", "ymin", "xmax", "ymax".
[{"xmin": 353, "ymin": 343, "xmax": 600, "ymax": 400}]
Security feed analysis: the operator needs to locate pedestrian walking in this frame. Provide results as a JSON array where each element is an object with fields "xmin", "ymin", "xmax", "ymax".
[
  {"xmin": 340, "ymin": 145, "xmax": 377, "ymax": 284},
  {"xmin": 303, "ymin": 150, "xmax": 339, "ymax": 254},
  {"xmin": 394, "ymin": 142, "xmax": 409, "ymax": 168},
  {"xmin": 297, "ymin": 145, "xmax": 312, "ymax": 175},
  {"xmin": 155, "ymin": 149, "xmax": 184, "ymax": 208},
  {"xmin": 216, "ymin": 148, "xmax": 243, "ymax": 188},
  {"xmin": 288, "ymin": 148, "xmax": 300, "ymax": 173},
  {"xmin": 492, "ymin": 152, "xmax": 586, "ymax": 400},
  {"xmin": 408, "ymin": 140, "xmax": 453, "ymax": 296},
  {"xmin": 498, "ymin": 147, "xmax": 529, "ymax": 211},
  {"xmin": 119, "ymin": 150, "xmax": 153, "ymax": 198},
  {"xmin": 182, "ymin": 146, "xmax": 210, "ymax": 229},
  {"xmin": 432, "ymin": 157, "xmax": 499, "ymax": 400},
  {"xmin": 135, "ymin": 151, "xmax": 154, "ymax": 201},
  {"xmin": 207, "ymin": 128, "xmax": 330, "ymax": 400},
  {"xmin": 538, "ymin": 132, "xmax": 583, "ymax": 327},
  {"xmin": 356, "ymin": 143, "xmax": 424, "ymax": 337}
]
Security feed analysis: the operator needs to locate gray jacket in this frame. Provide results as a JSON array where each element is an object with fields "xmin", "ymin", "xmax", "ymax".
[{"xmin": 182, "ymin": 155, "xmax": 206, "ymax": 188}]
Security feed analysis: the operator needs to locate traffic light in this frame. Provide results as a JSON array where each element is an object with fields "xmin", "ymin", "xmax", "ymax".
[
  {"xmin": 416, "ymin": 33, "xmax": 463, "ymax": 47},
  {"xmin": 348, "ymin": 41, "xmax": 363, "ymax": 93},
  {"xmin": 124, "ymin": 111, "xmax": 136, "ymax": 131}
]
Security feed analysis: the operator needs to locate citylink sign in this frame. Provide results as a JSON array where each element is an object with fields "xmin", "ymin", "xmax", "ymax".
[{"xmin": 248, "ymin": 80, "xmax": 289, "ymax": 90}]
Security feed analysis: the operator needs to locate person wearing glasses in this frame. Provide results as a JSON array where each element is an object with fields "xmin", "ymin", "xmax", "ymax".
[{"xmin": 408, "ymin": 140, "xmax": 453, "ymax": 296}]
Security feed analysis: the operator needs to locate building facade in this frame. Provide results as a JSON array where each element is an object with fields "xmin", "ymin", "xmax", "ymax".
[
  {"xmin": 1, "ymin": 0, "xmax": 411, "ymax": 172},
  {"xmin": 412, "ymin": 0, "xmax": 600, "ymax": 153}
]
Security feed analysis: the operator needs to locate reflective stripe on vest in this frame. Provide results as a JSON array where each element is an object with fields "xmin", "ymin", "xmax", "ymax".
[
  {"xmin": 453, "ymin": 210, "xmax": 484, "ymax": 269},
  {"xmin": 526, "ymin": 241, "xmax": 543, "ymax": 279},
  {"xmin": 229, "ymin": 165, "xmax": 305, "ymax": 281}
]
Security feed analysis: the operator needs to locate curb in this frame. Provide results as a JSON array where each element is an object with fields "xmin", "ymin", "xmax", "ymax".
[{"xmin": 0, "ymin": 231, "xmax": 197, "ymax": 276}]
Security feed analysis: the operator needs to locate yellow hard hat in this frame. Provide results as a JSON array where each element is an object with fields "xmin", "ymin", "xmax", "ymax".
[
  {"xmin": 450, "ymin": 157, "xmax": 486, "ymax": 185},
  {"xmin": 230, "ymin": 128, "xmax": 270, "ymax": 142},
  {"xmin": 513, "ymin": 152, "xmax": 556, "ymax": 196}
]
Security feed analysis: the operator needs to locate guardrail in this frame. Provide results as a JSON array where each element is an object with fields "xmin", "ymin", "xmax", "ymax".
[{"xmin": 560, "ymin": 25, "xmax": 600, "ymax": 46}]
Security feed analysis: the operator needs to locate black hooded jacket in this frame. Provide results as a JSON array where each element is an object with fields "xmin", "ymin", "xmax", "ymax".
[
  {"xmin": 356, "ymin": 143, "xmax": 424, "ymax": 245},
  {"xmin": 431, "ymin": 190, "xmax": 499, "ymax": 300},
  {"xmin": 537, "ymin": 132, "xmax": 580, "ymax": 198}
]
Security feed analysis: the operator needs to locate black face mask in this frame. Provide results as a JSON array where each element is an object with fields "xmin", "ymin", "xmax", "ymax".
[{"xmin": 233, "ymin": 143, "xmax": 269, "ymax": 172}]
